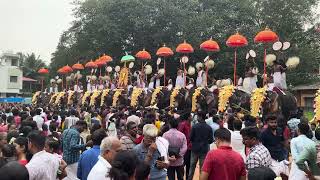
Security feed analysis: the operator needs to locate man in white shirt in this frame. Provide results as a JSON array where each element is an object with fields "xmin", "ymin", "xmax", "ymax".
[
  {"xmin": 87, "ymin": 136, "xmax": 122, "ymax": 180},
  {"xmin": 26, "ymin": 130, "xmax": 60, "ymax": 180},
  {"xmin": 33, "ymin": 109, "xmax": 44, "ymax": 131},
  {"xmin": 231, "ymin": 119, "xmax": 245, "ymax": 160},
  {"xmin": 64, "ymin": 109, "xmax": 80, "ymax": 129}
]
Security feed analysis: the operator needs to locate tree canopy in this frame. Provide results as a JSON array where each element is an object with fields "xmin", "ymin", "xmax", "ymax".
[{"xmin": 50, "ymin": 0, "xmax": 320, "ymax": 86}]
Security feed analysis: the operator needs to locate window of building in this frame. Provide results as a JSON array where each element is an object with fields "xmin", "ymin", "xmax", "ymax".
[
  {"xmin": 11, "ymin": 59, "xmax": 18, "ymax": 66},
  {"xmin": 10, "ymin": 76, "xmax": 18, "ymax": 83}
]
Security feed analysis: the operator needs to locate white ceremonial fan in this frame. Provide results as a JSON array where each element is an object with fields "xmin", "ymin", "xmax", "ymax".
[
  {"xmin": 272, "ymin": 41, "xmax": 282, "ymax": 51},
  {"xmin": 187, "ymin": 66, "xmax": 195, "ymax": 75},
  {"xmin": 246, "ymin": 53, "xmax": 250, "ymax": 60},
  {"xmin": 282, "ymin": 42, "xmax": 291, "ymax": 50},
  {"xmin": 157, "ymin": 58, "xmax": 161, "ymax": 65},
  {"xmin": 203, "ymin": 56, "xmax": 210, "ymax": 62},
  {"xmin": 181, "ymin": 56, "xmax": 189, "ymax": 64},
  {"xmin": 115, "ymin": 66, "xmax": 120, "ymax": 72},
  {"xmin": 129, "ymin": 62, "xmax": 134, "ymax": 69},
  {"xmin": 249, "ymin": 50, "xmax": 256, "ymax": 58},
  {"xmin": 106, "ymin": 66, "xmax": 112, "ymax": 72}
]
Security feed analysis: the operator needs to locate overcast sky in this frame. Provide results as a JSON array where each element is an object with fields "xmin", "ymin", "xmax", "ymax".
[{"xmin": 0, "ymin": 0, "xmax": 74, "ymax": 64}]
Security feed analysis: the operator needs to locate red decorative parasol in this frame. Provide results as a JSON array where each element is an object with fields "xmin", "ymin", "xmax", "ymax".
[
  {"xmin": 61, "ymin": 65, "xmax": 73, "ymax": 90},
  {"xmin": 226, "ymin": 32, "xmax": 248, "ymax": 85},
  {"xmin": 38, "ymin": 68, "xmax": 49, "ymax": 74},
  {"xmin": 57, "ymin": 68, "xmax": 67, "ymax": 90},
  {"xmin": 200, "ymin": 38, "xmax": 220, "ymax": 86},
  {"xmin": 156, "ymin": 45, "xmax": 174, "ymax": 86},
  {"xmin": 176, "ymin": 40, "xmax": 194, "ymax": 53},
  {"xmin": 72, "ymin": 63, "xmax": 84, "ymax": 70},
  {"xmin": 200, "ymin": 37, "xmax": 220, "ymax": 52},
  {"xmin": 62, "ymin": 65, "xmax": 73, "ymax": 73},
  {"xmin": 176, "ymin": 40, "xmax": 194, "ymax": 86},
  {"xmin": 38, "ymin": 68, "xmax": 49, "ymax": 91},
  {"xmin": 95, "ymin": 58, "xmax": 106, "ymax": 67},
  {"xmin": 57, "ymin": 68, "xmax": 67, "ymax": 74},
  {"xmin": 254, "ymin": 27, "xmax": 279, "ymax": 85},
  {"xmin": 85, "ymin": 60, "xmax": 98, "ymax": 69}
]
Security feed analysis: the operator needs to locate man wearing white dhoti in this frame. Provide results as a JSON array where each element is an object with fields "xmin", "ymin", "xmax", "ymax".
[{"xmin": 175, "ymin": 70, "xmax": 185, "ymax": 88}]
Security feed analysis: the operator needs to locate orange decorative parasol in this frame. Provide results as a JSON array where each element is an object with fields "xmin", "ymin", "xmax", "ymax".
[
  {"xmin": 136, "ymin": 48, "xmax": 151, "ymax": 72},
  {"xmin": 176, "ymin": 40, "xmax": 194, "ymax": 53},
  {"xmin": 57, "ymin": 68, "xmax": 67, "ymax": 74},
  {"xmin": 72, "ymin": 62, "xmax": 84, "ymax": 90},
  {"xmin": 200, "ymin": 38, "xmax": 220, "ymax": 52},
  {"xmin": 254, "ymin": 28, "xmax": 279, "ymax": 43},
  {"xmin": 156, "ymin": 45, "xmax": 174, "ymax": 86},
  {"xmin": 62, "ymin": 65, "xmax": 73, "ymax": 73},
  {"xmin": 61, "ymin": 65, "xmax": 73, "ymax": 90},
  {"xmin": 226, "ymin": 32, "xmax": 248, "ymax": 85},
  {"xmin": 72, "ymin": 63, "xmax": 84, "ymax": 70},
  {"xmin": 38, "ymin": 68, "xmax": 49, "ymax": 91},
  {"xmin": 136, "ymin": 49, "xmax": 151, "ymax": 60},
  {"xmin": 95, "ymin": 58, "xmax": 107, "ymax": 67},
  {"xmin": 156, "ymin": 45, "xmax": 174, "ymax": 57},
  {"xmin": 200, "ymin": 38, "xmax": 220, "ymax": 86},
  {"xmin": 254, "ymin": 27, "xmax": 279, "ymax": 85},
  {"xmin": 99, "ymin": 54, "xmax": 113, "ymax": 63},
  {"xmin": 176, "ymin": 40, "xmax": 194, "ymax": 86},
  {"xmin": 85, "ymin": 60, "xmax": 98, "ymax": 69}
]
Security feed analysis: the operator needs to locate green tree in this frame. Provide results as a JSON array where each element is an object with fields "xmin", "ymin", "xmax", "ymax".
[
  {"xmin": 50, "ymin": 0, "xmax": 320, "ymax": 86},
  {"xmin": 20, "ymin": 53, "xmax": 47, "ymax": 79}
]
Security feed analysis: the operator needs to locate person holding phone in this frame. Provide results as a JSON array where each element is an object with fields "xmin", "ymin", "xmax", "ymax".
[{"xmin": 134, "ymin": 124, "xmax": 169, "ymax": 180}]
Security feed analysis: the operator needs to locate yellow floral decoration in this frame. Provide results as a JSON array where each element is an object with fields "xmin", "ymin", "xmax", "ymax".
[
  {"xmin": 130, "ymin": 88, "xmax": 144, "ymax": 107},
  {"xmin": 100, "ymin": 89, "xmax": 110, "ymax": 106},
  {"xmin": 67, "ymin": 91, "xmax": 75, "ymax": 105},
  {"xmin": 82, "ymin": 91, "xmax": 91, "ymax": 105},
  {"xmin": 151, "ymin": 87, "xmax": 162, "ymax": 106},
  {"xmin": 314, "ymin": 89, "xmax": 320, "ymax": 120},
  {"xmin": 118, "ymin": 67, "xmax": 129, "ymax": 88},
  {"xmin": 192, "ymin": 87, "xmax": 203, "ymax": 112},
  {"xmin": 170, "ymin": 87, "xmax": 181, "ymax": 108},
  {"xmin": 55, "ymin": 92, "xmax": 65, "ymax": 105},
  {"xmin": 32, "ymin": 91, "xmax": 41, "ymax": 105},
  {"xmin": 112, "ymin": 89, "xmax": 124, "ymax": 107},
  {"xmin": 250, "ymin": 87, "xmax": 267, "ymax": 117},
  {"xmin": 218, "ymin": 85, "xmax": 235, "ymax": 113},
  {"xmin": 90, "ymin": 90, "xmax": 101, "ymax": 106},
  {"xmin": 49, "ymin": 92, "xmax": 59, "ymax": 104}
]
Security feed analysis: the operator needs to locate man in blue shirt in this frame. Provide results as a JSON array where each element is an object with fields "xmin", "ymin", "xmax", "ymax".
[
  {"xmin": 62, "ymin": 120, "xmax": 92, "ymax": 180},
  {"xmin": 77, "ymin": 129, "xmax": 107, "ymax": 180}
]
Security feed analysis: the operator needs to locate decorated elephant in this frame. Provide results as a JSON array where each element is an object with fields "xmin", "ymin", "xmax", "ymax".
[{"xmin": 191, "ymin": 87, "xmax": 219, "ymax": 114}]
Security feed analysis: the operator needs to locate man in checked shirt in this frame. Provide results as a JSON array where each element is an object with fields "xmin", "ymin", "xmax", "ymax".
[{"xmin": 240, "ymin": 127, "xmax": 272, "ymax": 170}]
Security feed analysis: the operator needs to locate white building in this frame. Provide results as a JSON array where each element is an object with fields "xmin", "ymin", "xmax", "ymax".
[{"xmin": 0, "ymin": 52, "xmax": 23, "ymax": 97}]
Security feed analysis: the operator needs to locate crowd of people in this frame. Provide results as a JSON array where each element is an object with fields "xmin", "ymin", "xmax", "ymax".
[{"xmin": 0, "ymin": 101, "xmax": 319, "ymax": 180}]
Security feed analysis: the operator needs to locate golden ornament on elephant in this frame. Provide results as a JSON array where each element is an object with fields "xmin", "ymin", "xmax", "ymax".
[
  {"xmin": 218, "ymin": 85, "xmax": 235, "ymax": 113},
  {"xmin": 192, "ymin": 87, "xmax": 203, "ymax": 112},
  {"xmin": 250, "ymin": 87, "xmax": 267, "ymax": 117}
]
